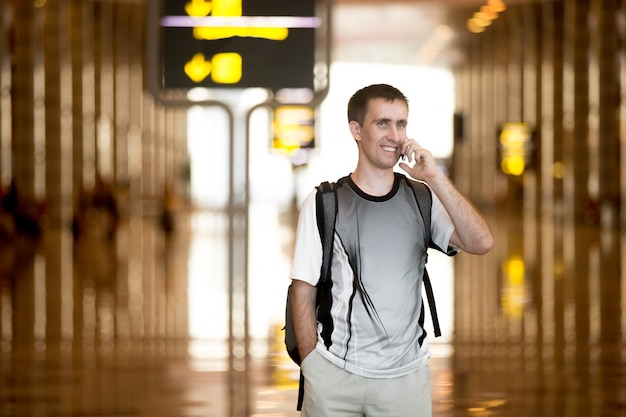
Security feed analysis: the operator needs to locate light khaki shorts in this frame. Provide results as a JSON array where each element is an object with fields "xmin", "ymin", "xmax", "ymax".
[{"xmin": 300, "ymin": 350, "xmax": 432, "ymax": 417}]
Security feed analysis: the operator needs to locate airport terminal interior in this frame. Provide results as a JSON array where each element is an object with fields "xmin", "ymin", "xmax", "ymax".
[{"xmin": 1, "ymin": 0, "xmax": 626, "ymax": 416}]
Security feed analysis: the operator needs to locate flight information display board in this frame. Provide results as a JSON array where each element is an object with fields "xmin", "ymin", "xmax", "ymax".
[{"xmin": 160, "ymin": 0, "xmax": 318, "ymax": 91}]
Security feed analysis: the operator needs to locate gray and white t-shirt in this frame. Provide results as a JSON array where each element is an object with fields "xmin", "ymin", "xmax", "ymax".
[{"xmin": 290, "ymin": 173, "xmax": 456, "ymax": 378}]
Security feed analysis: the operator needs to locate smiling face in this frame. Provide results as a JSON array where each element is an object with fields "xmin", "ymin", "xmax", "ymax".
[{"xmin": 350, "ymin": 98, "xmax": 408, "ymax": 171}]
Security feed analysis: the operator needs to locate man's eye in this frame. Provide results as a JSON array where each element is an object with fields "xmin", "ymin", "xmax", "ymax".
[
  {"xmin": 397, "ymin": 123, "xmax": 406, "ymax": 129},
  {"xmin": 377, "ymin": 121, "xmax": 388, "ymax": 127}
]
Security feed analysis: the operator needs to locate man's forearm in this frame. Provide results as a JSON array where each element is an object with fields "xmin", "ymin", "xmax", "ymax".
[
  {"xmin": 428, "ymin": 173, "xmax": 494, "ymax": 254},
  {"xmin": 290, "ymin": 279, "xmax": 319, "ymax": 360}
]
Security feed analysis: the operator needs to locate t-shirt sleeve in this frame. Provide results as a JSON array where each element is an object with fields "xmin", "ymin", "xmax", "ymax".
[
  {"xmin": 289, "ymin": 189, "xmax": 323, "ymax": 285},
  {"xmin": 430, "ymin": 190, "xmax": 460, "ymax": 256}
]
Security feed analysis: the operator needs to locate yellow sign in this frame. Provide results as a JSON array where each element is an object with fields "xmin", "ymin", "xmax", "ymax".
[
  {"xmin": 186, "ymin": 0, "xmax": 289, "ymax": 41},
  {"xmin": 273, "ymin": 106, "xmax": 315, "ymax": 154},
  {"xmin": 194, "ymin": 26, "xmax": 288, "ymax": 41},
  {"xmin": 185, "ymin": 0, "xmax": 213, "ymax": 17},
  {"xmin": 160, "ymin": 0, "xmax": 318, "ymax": 90},
  {"xmin": 210, "ymin": 52, "xmax": 241, "ymax": 83},
  {"xmin": 184, "ymin": 52, "xmax": 242, "ymax": 84},
  {"xmin": 499, "ymin": 122, "xmax": 533, "ymax": 176}
]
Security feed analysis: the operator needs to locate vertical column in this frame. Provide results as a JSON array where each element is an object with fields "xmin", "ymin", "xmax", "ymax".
[
  {"xmin": 8, "ymin": 0, "xmax": 39, "ymax": 345},
  {"xmin": 451, "ymin": 24, "xmax": 471, "ymax": 342},
  {"xmin": 593, "ymin": 0, "xmax": 622, "ymax": 353},
  {"xmin": 42, "ymin": 0, "xmax": 69, "ymax": 346},
  {"xmin": 114, "ymin": 4, "xmax": 130, "ymax": 188},
  {"xmin": 521, "ymin": 4, "xmax": 540, "ymax": 216},
  {"xmin": 142, "ymin": 100, "xmax": 155, "ymax": 200},
  {"xmin": 595, "ymin": 0, "xmax": 621, "ymax": 227},
  {"xmin": 95, "ymin": 1, "xmax": 114, "ymax": 183},
  {"xmin": 69, "ymin": 0, "xmax": 85, "ymax": 343},
  {"xmin": 70, "ymin": 1, "xmax": 82, "ymax": 207},
  {"xmin": 492, "ymin": 17, "xmax": 509, "ymax": 208},
  {"xmin": 539, "ymin": 3, "xmax": 555, "ymax": 357},
  {"xmin": 44, "ymin": 0, "xmax": 72, "ymax": 227},
  {"xmin": 506, "ymin": 9, "xmax": 525, "ymax": 210},
  {"xmin": 451, "ymin": 65, "xmax": 470, "ymax": 194},
  {"xmin": 563, "ymin": 0, "xmax": 592, "ymax": 372},
  {"xmin": 550, "ymin": 3, "xmax": 567, "ymax": 370},
  {"xmin": 127, "ymin": 5, "xmax": 143, "ymax": 208},
  {"xmin": 173, "ymin": 109, "xmax": 188, "ymax": 199},
  {"xmin": 469, "ymin": 33, "xmax": 483, "ymax": 204},
  {"xmin": 0, "ymin": 0, "xmax": 11, "ymax": 187},
  {"xmin": 562, "ymin": 2, "xmax": 590, "ymax": 223},
  {"xmin": 622, "ymin": 1, "xmax": 626, "ymax": 230},
  {"xmin": 11, "ymin": 0, "xmax": 36, "ymax": 199},
  {"xmin": 81, "ymin": 2, "xmax": 97, "ymax": 191},
  {"xmin": 521, "ymin": 2, "xmax": 541, "ymax": 351},
  {"xmin": 478, "ymin": 24, "xmax": 501, "ymax": 345},
  {"xmin": 540, "ymin": 2, "xmax": 565, "ymax": 218},
  {"xmin": 479, "ymin": 16, "xmax": 496, "ymax": 209},
  {"xmin": 620, "ymin": 6, "xmax": 626, "ymax": 361},
  {"xmin": 155, "ymin": 106, "xmax": 166, "ymax": 197},
  {"xmin": 588, "ymin": 1, "xmax": 602, "ymax": 221},
  {"xmin": 468, "ymin": 33, "xmax": 486, "ymax": 344}
]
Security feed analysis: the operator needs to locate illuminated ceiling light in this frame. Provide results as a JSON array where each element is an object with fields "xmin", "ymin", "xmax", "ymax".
[
  {"xmin": 473, "ymin": 12, "xmax": 492, "ymax": 27},
  {"xmin": 487, "ymin": 0, "xmax": 507, "ymax": 13},
  {"xmin": 467, "ymin": 18, "xmax": 485, "ymax": 33},
  {"xmin": 479, "ymin": 5, "xmax": 498, "ymax": 20},
  {"xmin": 434, "ymin": 24, "xmax": 454, "ymax": 41}
]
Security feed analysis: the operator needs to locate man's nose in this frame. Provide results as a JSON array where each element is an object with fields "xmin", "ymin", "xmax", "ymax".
[{"xmin": 390, "ymin": 126, "xmax": 403, "ymax": 141}]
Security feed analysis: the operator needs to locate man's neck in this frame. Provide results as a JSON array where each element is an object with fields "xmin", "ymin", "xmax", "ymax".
[{"xmin": 350, "ymin": 168, "xmax": 395, "ymax": 197}]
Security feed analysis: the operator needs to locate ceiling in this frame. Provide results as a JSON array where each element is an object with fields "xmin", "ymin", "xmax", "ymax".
[
  {"xmin": 330, "ymin": 0, "xmax": 539, "ymax": 67},
  {"xmin": 332, "ymin": 1, "xmax": 468, "ymax": 67},
  {"xmin": 334, "ymin": 0, "xmax": 533, "ymax": 5}
]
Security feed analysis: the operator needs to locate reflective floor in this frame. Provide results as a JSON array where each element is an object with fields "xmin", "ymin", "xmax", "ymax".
[{"xmin": 1, "ymin": 205, "xmax": 625, "ymax": 417}]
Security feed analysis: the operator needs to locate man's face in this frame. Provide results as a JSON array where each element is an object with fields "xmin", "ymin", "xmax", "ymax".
[{"xmin": 350, "ymin": 98, "xmax": 408, "ymax": 170}]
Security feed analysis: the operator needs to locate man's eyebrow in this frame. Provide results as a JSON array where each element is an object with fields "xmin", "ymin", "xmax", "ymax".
[{"xmin": 373, "ymin": 117, "xmax": 407, "ymax": 125}]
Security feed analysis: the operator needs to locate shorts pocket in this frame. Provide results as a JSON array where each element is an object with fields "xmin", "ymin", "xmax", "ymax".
[{"xmin": 300, "ymin": 349, "xmax": 317, "ymax": 372}]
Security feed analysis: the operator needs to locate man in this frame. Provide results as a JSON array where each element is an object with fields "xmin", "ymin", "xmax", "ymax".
[{"xmin": 289, "ymin": 84, "xmax": 494, "ymax": 416}]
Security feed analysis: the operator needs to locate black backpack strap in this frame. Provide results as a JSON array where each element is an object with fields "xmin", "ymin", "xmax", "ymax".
[
  {"xmin": 296, "ymin": 181, "xmax": 337, "ymax": 411},
  {"xmin": 406, "ymin": 177, "xmax": 442, "ymax": 338},
  {"xmin": 315, "ymin": 181, "xmax": 337, "ymax": 285},
  {"xmin": 296, "ymin": 371, "xmax": 305, "ymax": 411}
]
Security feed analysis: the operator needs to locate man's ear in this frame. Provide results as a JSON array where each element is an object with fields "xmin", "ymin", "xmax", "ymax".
[{"xmin": 349, "ymin": 121, "xmax": 361, "ymax": 140}]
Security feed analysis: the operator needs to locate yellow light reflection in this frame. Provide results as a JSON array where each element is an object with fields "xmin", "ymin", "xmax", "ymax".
[
  {"xmin": 553, "ymin": 161, "xmax": 564, "ymax": 179},
  {"xmin": 501, "ymin": 255, "xmax": 526, "ymax": 318},
  {"xmin": 501, "ymin": 155, "xmax": 525, "ymax": 176}
]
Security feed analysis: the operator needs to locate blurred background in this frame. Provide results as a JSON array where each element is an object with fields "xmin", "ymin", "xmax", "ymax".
[{"xmin": 1, "ymin": 0, "xmax": 625, "ymax": 416}]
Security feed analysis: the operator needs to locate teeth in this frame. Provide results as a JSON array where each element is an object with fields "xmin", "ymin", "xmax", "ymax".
[{"xmin": 382, "ymin": 146, "xmax": 396, "ymax": 152}]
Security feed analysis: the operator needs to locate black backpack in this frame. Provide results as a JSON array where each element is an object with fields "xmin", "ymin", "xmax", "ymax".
[{"xmin": 284, "ymin": 174, "xmax": 442, "ymax": 410}]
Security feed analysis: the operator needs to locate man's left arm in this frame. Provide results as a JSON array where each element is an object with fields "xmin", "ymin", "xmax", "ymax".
[
  {"xmin": 427, "ymin": 173, "xmax": 494, "ymax": 254},
  {"xmin": 400, "ymin": 141, "xmax": 494, "ymax": 255}
]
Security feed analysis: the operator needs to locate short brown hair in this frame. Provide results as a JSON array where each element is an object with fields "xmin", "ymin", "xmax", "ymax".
[{"xmin": 347, "ymin": 84, "xmax": 409, "ymax": 125}]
